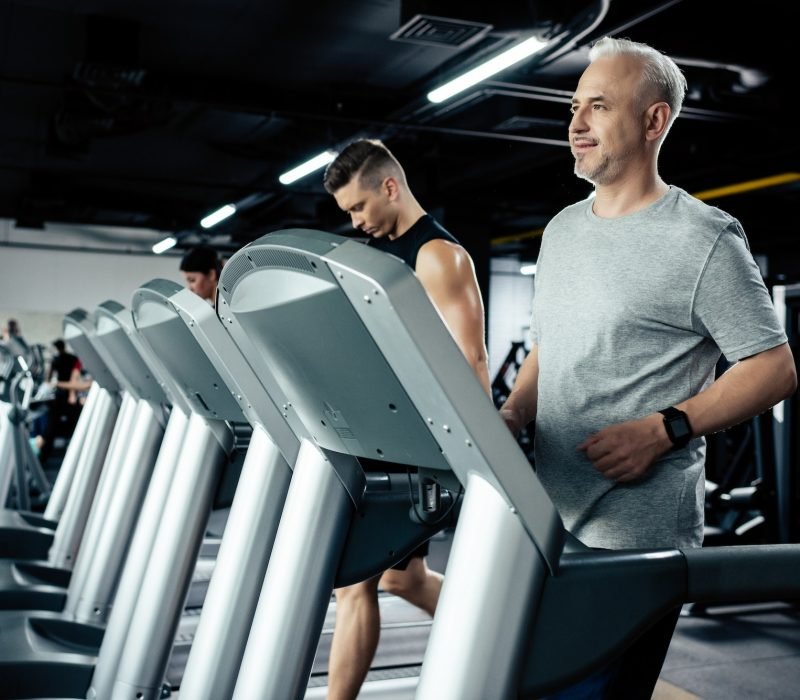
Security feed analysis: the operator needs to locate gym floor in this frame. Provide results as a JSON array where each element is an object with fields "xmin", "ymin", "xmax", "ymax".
[
  {"xmin": 657, "ymin": 602, "xmax": 800, "ymax": 700},
  {"xmin": 310, "ymin": 531, "xmax": 800, "ymax": 699},
  {"xmin": 308, "ymin": 600, "xmax": 800, "ymax": 699}
]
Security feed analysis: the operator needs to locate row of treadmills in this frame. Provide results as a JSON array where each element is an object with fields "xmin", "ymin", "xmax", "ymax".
[{"xmin": 1, "ymin": 228, "xmax": 798, "ymax": 700}]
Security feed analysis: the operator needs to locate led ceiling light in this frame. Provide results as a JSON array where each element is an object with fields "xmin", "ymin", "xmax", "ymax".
[
  {"xmin": 279, "ymin": 150, "xmax": 338, "ymax": 185},
  {"xmin": 200, "ymin": 204, "xmax": 237, "ymax": 229},
  {"xmin": 152, "ymin": 236, "xmax": 178, "ymax": 254},
  {"xmin": 428, "ymin": 36, "xmax": 548, "ymax": 103}
]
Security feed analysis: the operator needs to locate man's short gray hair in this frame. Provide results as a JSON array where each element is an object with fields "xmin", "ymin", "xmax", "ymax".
[{"xmin": 589, "ymin": 37, "xmax": 687, "ymax": 131}]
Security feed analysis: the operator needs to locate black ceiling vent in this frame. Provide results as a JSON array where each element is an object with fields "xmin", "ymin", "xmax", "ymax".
[
  {"xmin": 390, "ymin": 14, "xmax": 492, "ymax": 49},
  {"xmin": 74, "ymin": 15, "xmax": 146, "ymax": 90}
]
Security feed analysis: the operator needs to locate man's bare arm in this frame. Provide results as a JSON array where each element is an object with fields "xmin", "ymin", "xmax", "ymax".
[
  {"xmin": 498, "ymin": 344, "xmax": 539, "ymax": 436},
  {"xmin": 581, "ymin": 343, "xmax": 797, "ymax": 482},
  {"xmin": 415, "ymin": 239, "xmax": 491, "ymax": 396}
]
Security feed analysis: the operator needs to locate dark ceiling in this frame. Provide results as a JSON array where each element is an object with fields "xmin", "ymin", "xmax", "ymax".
[{"xmin": 0, "ymin": 0, "xmax": 797, "ymax": 279}]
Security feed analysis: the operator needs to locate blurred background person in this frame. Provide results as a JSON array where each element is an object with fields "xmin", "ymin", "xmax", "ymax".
[
  {"xmin": 36, "ymin": 339, "xmax": 83, "ymax": 465},
  {"xmin": 180, "ymin": 245, "xmax": 223, "ymax": 304}
]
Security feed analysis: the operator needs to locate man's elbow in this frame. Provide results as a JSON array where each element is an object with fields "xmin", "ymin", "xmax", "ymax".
[
  {"xmin": 466, "ymin": 347, "xmax": 489, "ymax": 375},
  {"xmin": 783, "ymin": 359, "xmax": 798, "ymax": 401},
  {"xmin": 773, "ymin": 344, "xmax": 798, "ymax": 403},
  {"xmin": 462, "ymin": 346, "xmax": 490, "ymax": 388}
]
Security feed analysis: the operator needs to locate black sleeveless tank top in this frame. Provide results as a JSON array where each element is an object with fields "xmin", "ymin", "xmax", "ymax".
[
  {"xmin": 368, "ymin": 214, "xmax": 459, "ymax": 271},
  {"xmin": 360, "ymin": 214, "xmax": 460, "ymax": 480}
]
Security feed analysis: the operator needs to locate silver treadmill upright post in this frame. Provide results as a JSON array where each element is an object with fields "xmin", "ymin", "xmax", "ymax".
[
  {"xmin": 46, "ymin": 385, "xmax": 119, "ymax": 570},
  {"xmin": 87, "ymin": 405, "xmax": 189, "ymax": 700},
  {"xmin": 61, "ymin": 391, "xmax": 138, "ymax": 600},
  {"xmin": 110, "ymin": 412, "xmax": 233, "ymax": 700},
  {"xmin": 68, "ymin": 398, "xmax": 165, "ymax": 624},
  {"xmin": 179, "ymin": 422, "xmax": 292, "ymax": 700},
  {"xmin": 417, "ymin": 473, "xmax": 545, "ymax": 700},
  {"xmin": 43, "ymin": 381, "xmax": 100, "ymax": 521},
  {"xmin": 233, "ymin": 439, "xmax": 363, "ymax": 700}
]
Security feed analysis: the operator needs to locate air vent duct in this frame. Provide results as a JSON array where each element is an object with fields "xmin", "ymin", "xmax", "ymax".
[
  {"xmin": 398, "ymin": 1, "xmax": 596, "ymax": 35},
  {"xmin": 391, "ymin": 14, "xmax": 492, "ymax": 49}
]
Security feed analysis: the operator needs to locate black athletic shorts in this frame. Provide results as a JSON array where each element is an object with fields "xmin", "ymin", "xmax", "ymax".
[
  {"xmin": 358, "ymin": 457, "xmax": 430, "ymax": 570},
  {"xmin": 391, "ymin": 541, "xmax": 430, "ymax": 570}
]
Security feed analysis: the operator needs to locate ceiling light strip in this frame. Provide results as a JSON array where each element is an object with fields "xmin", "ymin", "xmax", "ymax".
[
  {"xmin": 152, "ymin": 236, "xmax": 178, "ymax": 254},
  {"xmin": 279, "ymin": 150, "xmax": 338, "ymax": 185},
  {"xmin": 427, "ymin": 36, "xmax": 549, "ymax": 104},
  {"xmin": 201, "ymin": 204, "xmax": 237, "ymax": 229}
]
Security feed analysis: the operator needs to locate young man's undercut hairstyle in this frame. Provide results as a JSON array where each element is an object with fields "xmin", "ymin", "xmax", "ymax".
[
  {"xmin": 589, "ymin": 36, "xmax": 687, "ymax": 135},
  {"xmin": 323, "ymin": 139, "xmax": 407, "ymax": 194},
  {"xmin": 180, "ymin": 245, "xmax": 222, "ymax": 275}
]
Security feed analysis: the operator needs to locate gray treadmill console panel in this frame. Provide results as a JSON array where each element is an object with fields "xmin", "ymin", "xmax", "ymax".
[
  {"xmin": 132, "ymin": 283, "xmax": 245, "ymax": 421},
  {"xmin": 63, "ymin": 308, "xmax": 120, "ymax": 392},
  {"xmin": 94, "ymin": 301, "xmax": 168, "ymax": 404},
  {"xmin": 164, "ymin": 283, "xmax": 301, "ymax": 466},
  {"xmin": 221, "ymin": 229, "xmax": 564, "ymax": 568},
  {"xmin": 219, "ymin": 233, "xmax": 450, "ymax": 469}
]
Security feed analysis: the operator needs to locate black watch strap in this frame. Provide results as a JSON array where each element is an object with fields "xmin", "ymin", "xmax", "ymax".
[{"xmin": 659, "ymin": 407, "xmax": 693, "ymax": 450}]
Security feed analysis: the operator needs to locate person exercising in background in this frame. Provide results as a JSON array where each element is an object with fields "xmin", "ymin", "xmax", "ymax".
[
  {"xmin": 38, "ymin": 339, "xmax": 83, "ymax": 463},
  {"xmin": 322, "ymin": 139, "xmax": 491, "ymax": 700},
  {"xmin": 2, "ymin": 318, "xmax": 30, "ymax": 360},
  {"xmin": 180, "ymin": 245, "xmax": 222, "ymax": 304}
]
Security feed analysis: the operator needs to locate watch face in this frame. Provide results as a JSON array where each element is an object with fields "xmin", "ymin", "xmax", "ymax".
[{"xmin": 670, "ymin": 418, "xmax": 692, "ymax": 441}]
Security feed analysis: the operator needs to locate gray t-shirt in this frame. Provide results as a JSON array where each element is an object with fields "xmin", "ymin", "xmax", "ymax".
[{"xmin": 531, "ymin": 186, "xmax": 787, "ymax": 550}]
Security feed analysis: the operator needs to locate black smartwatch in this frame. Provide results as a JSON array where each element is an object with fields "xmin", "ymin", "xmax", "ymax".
[{"xmin": 659, "ymin": 407, "xmax": 693, "ymax": 450}]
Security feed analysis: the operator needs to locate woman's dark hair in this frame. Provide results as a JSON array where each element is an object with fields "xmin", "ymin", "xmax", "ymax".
[{"xmin": 180, "ymin": 245, "xmax": 222, "ymax": 275}]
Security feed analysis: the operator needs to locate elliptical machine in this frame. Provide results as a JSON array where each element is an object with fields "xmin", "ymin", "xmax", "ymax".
[{"xmin": 0, "ymin": 342, "xmax": 51, "ymax": 511}]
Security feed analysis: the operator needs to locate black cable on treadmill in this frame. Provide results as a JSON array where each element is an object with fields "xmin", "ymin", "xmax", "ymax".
[{"xmin": 406, "ymin": 468, "xmax": 462, "ymax": 526}]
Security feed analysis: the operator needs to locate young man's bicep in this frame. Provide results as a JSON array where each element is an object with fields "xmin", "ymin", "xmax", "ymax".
[{"xmin": 416, "ymin": 243, "xmax": 490, "ymax": 394}]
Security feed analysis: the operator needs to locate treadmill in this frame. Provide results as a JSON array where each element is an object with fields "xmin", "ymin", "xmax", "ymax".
[
  {"xmin": 44, "ymin": 309, "xmax": 124, "ymax": 527},
  {"xmin": 107, "ymin": 278, "xmax": 449, "ymax": 700},
  {"xmin": 208, "ymin": 229, "xmax": 800, "ymax": 699},
  {"xmin": 0, "ymin": 288, "xmax": 255, "ymax": 698},
  {"xmin": 0, "ymin": 309, "xmax": 122, "ymax": 568},
  {"xmin": 85, "ymin": 282, "xmax": 258, "ymax": 700},
  {"xmin": 0, "ymin": 300, "xmax": 173, "ymax": 697}
]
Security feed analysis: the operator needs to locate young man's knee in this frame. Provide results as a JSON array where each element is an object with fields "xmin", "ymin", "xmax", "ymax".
[
  {"xmin": 380, "ymin": 559, "xmax": 426, "ymax": 597},
  {"xmin": 335, "ymin": 576, "xmax": 380, "ymax": 605}
]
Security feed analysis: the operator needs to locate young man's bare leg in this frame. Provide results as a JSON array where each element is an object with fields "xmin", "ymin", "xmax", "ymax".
[
  {"xmin": 328, "ymin": 575, "xmax": 382, "ymax": 700},
  {"xmin": 379, "ymin": 556, "xmax": 443, "ymax": 616},
  {"xmin": 328, "ymin": 558, "xmax": 443, "ymax": 699}
]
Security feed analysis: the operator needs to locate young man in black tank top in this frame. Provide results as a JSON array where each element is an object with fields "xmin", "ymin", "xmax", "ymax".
[{"xmin": 322, "ymin": 139, "xmax": 491, "ymax": 700}]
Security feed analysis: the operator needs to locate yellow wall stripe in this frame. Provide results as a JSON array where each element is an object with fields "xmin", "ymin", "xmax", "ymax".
[
  {"xmin": 692, "ymin": 172, "xmax": 799, "ymax": 202},
  {"xmin": 491, "ymin": 172, "xmax": 800, "ymax": 247}
]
